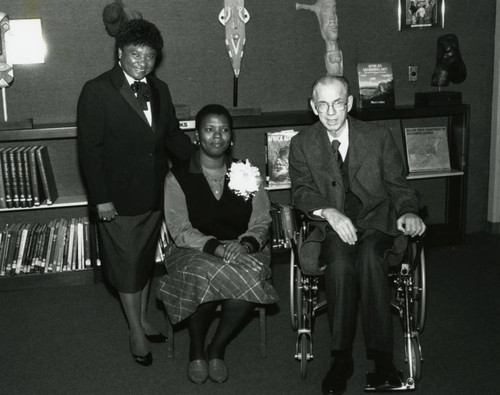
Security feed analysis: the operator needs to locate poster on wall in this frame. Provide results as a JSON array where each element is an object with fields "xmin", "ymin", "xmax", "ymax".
[{"xmin": 399, "ymin": 0, "xmax": 445, "ymax": 30}]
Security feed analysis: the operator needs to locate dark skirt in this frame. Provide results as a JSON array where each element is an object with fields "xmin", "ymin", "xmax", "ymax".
[
  {"xmin": 97, "ymin": 210, "xmax": 162, "ymax": 293},
  {"xmin": 156, "ymin": 245, "xmax": 279, "ymax": 324}
]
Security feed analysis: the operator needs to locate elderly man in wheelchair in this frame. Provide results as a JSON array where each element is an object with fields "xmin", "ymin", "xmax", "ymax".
[{"xmin": 288, "ymin": 75, "xmax": 426, "ymax": 395}]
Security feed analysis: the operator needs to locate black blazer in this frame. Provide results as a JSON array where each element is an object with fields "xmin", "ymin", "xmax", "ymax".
[{"xmin": 77, "ymin": 63, "xmax": 194, "ymax": 215}]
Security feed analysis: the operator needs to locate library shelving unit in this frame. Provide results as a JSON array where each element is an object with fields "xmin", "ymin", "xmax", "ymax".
[
  {"xmin": 0, "ymin": 124, "xmax": 92, "ymax": 290},
  {"xmin": 0, "ymin": 104, "xmax": 469, "ymax": 289}
]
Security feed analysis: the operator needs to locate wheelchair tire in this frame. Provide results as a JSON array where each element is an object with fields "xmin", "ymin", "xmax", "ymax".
[
  {"xmin": 290, "ymin": 250, "xmax": 299, "ymax": 330},
  {"xmin": 408, "ymin": 336, "xmax": 422, "ymax": 383},
  {"xmin": 411, "ymin": 245, "xmax": 427, "ymax": 333},
  {"xmin": 299, "ymin": 334, "xmax": 309, "ymax": 379}
]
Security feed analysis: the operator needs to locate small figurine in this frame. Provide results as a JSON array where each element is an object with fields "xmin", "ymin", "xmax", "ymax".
[
  {"xmin": 431, "ymin": 34, "xmax": 467, "ymax": 87},
  {"xmin": 219, "ymin": 0, "xmax": 250, "ymax": 106},
  {"xmin": 296, "ymin": 0, "xmax": 343, "ymax": 76}
]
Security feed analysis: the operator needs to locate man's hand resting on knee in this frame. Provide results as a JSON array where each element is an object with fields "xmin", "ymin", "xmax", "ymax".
[{"xmin": 321, "ymin": 208, "xmax": 358, "ymax": 245}]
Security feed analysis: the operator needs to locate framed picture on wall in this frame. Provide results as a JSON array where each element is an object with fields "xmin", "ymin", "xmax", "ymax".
[{"xmin": 399, "ymin": 0, "xmax": 445, "ymax": 30}]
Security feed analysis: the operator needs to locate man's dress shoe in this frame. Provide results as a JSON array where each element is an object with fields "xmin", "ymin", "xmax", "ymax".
[
  {"xmin": 321, "ymin": 357, "xmax": 354, "ymax": 395},
  {"xmin": 373, "ymin": 368, "xmax": 404, "ymax": 389}
]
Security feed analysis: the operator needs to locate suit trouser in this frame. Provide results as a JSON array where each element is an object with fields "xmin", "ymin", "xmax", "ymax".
[{"xmin": 320, "ymin": 228, "xmax": 394, "ymax": 358}]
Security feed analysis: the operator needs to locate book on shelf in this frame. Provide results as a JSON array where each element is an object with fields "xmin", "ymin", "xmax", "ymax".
[
  {"xmin": 15, "ymin": 147, "xmax": 27, "ymax": 208},
  {"xmin": 0, "ymin": 148, "xmax": 7, "ymax": 208},
  {"xmin": 28, "ymin": 146, "xmax": 42, "ymax": 206},
  {"xmin": 0, "ymin": 228, "xmax": 8, "ymax": 275},
  {"xmin": 66, "ymin": 218, "xmax": 76, "ymax": 271},
  {"xmin": 83, "ymin": 218, "xmax": 91, "ymax": 268},
  {"xmin": 265, "ymin": 130, "xmax": 298, "ymax": 187},
  {"xmin": 14, "ymin": 223, "xmax": 30, "ymax": 274},
  {"xmin": 44, "ymin": 219, "xmax": 58, "ymax": 273},
  {"xmin": 8, "ymin": 147, "xmax": 20, "ymax": 208},
  {"xmin": 32, "ymin": 224, "xmax": 48, "ymax": 272},
  {"xmin": 4, "ymin": 224, "xmax": 21, "ymax": 274},
  {"xmin": 357, "ymin": 63, "xmax": 395, "ymax": 108},
  {"xmin": 0, "ymin": 148, "xmax": 13, "ymax": 208},
  {"xmin": 76, "ymin": 219, "xmax": 83, "ymax": 270},
  {"xmin": 155, "ymin": 220, "xmax": 170, "ymax": 263},
  {"xmin": 403, "ymin": 126, "xmax": 451, "ymax": 173},
  {"xmin": 21, "ymin": 147, "xmax": 34, "ymax": 207},
  {"xmin": 35, "ymin": 146, "xmax": 59, "ymax": 205},
  {"xmin": 55, "ymin": 218, "xmax": 68, "ymax": 272},
  {"xmin": 280, "ymin": 204, "xmax": 295, "ymax": 249},
  {"xmin": 269, "ymin": 201, "xmax": 298, "ymax": 250}
]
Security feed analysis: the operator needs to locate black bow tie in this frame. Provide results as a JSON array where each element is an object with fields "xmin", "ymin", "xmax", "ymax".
[{"xmin": 131, "ymin": 81, "xmax": 151, "ymax": 110}]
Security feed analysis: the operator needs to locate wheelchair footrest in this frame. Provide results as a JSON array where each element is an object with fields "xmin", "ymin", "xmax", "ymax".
[{"xmin": 364, "ymin": 371, "xmax": 415, "ymax": 392}]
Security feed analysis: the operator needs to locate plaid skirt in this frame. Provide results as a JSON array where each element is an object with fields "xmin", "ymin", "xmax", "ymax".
[{"xmin": 157, "ymin": 245, "xmax": 279, "ymax": 324}]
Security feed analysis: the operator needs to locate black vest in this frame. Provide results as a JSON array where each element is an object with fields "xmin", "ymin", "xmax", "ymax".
[{"xmin": 171, "ymin": 159, "xmax": 253, "ymax": 240}]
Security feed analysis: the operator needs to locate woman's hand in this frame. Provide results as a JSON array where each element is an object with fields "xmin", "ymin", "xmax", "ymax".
[
  {"xmin": 97, "ymin": 202, "xmax": 118, "ymax": 222},
  {"xmin": 233, "ymin": 252, "xmax": 264, "ymax": 273},
  {"xmin": 218, "ymin": 241, "xmax": 263, "ymax": 272}
]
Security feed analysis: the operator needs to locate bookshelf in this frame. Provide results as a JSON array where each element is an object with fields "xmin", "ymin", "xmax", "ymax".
[
  {"xmin": 0, "ymin": 105, "xmax": 469, "ymax": 289},
  {"xmin": 0, "ymin": 125, "xmax": 91, "ymax": 291}
]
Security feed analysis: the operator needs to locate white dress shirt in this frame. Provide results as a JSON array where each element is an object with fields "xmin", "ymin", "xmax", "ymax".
[{"xmin": 121, "ymin": 67, "xmax": 152, "ymax": 126}]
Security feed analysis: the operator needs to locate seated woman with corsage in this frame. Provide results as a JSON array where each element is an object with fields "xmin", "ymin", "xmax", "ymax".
[{"xmin": 157, "ymin": 104, "xmax": 279, "ymax": 384}]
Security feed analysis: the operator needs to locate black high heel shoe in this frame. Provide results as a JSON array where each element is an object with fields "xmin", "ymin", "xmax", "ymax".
[
  {"xmin": 145, "ymin": 333, "xmax": 168, "ymax": 343},
  {"xmin": 132, "ymin": 351, "xmax": 153, "ymax": 366}
]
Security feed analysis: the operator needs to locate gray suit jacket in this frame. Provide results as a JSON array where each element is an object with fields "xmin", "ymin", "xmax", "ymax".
[{"xmin": 289, "ymin": 116, "xmax": 419, "ymax": 274}]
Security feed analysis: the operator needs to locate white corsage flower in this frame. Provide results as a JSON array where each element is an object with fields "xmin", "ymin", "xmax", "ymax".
[{"xmin": 227, "ymin": 160, "xmax": 261, "ymax": 200}]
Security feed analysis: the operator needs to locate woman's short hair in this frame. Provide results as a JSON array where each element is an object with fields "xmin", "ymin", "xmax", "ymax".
[
  {"xmin": 195, "ymin": 104, "xmax": 233, "ymax": 130},
  {"xmin": 115, "ymin": 19, "xmax": 164, "ymax": 53}
]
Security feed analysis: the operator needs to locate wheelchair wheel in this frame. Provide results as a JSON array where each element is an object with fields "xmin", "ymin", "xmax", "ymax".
[
  {"xmin": 289, "ymin": 250, "xmax": 299, "ymax": 330},
  {"xmin": 411, "ymin": 244, "xmax": 426, "ymax": 333},
  {"xmin": 406, "ymin": 336, "xmax": 422, "ymax": 383},
  {"xmin": 299, "ymin": 334, "xmax": 310, "ymax": 379}
]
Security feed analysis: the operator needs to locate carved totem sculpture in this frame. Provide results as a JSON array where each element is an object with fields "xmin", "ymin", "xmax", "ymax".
[
  {"xmin": 219, "ymin": 0, "xmax": 250, "ymax": 106},
  {"xmin": 296, "ymin": 0, "xmax": 343, "ymax": 76},
  {"xmin": 0, "ymin": 12, "xmax": 13, "ymax": 121}
]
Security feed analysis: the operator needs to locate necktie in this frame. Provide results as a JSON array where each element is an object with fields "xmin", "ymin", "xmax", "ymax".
[
  {"xmin": 332, "ymin": 139, "xmax": 343, "ymax": 166},
  {"xmin": 131, "ymin": 81, "xmax": 151, "ymax": 110}
]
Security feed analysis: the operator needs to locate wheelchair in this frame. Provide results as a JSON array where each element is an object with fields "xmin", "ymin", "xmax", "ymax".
[{"xmin": 289, "ymin": 211, "xmax": 426, "ymax": 391}]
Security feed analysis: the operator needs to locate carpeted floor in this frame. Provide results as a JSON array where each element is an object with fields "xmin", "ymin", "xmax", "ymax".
[{"xmin": 1, "ymin": 233, "xmax": 499, "ymax": 394}]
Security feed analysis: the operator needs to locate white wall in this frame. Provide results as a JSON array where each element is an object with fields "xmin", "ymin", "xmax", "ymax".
[{"xmin": 488, "ymin": 0, "xmax": 500, "ymax": 232}]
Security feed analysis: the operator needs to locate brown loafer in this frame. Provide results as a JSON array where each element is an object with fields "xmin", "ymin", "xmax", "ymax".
[
  {"xmin": 208, "ymin": 359, "xmax": 229, "ymax": 383},
  {"xmin": 187, "ymin": 359, "xmax": 208, "ymax": 384}
]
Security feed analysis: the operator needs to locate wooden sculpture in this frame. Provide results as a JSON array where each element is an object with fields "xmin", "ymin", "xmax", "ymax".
[
  {"xmin": 219, "ymin": 0, "xmax": 250, "ymax": 106},
  {"xmin": 296, "ymin": 0, "xmax": 343, "ymax": 76},
  {"xmin": 0, "ymin": 12, "xmax": 13, "ymax": 121}
]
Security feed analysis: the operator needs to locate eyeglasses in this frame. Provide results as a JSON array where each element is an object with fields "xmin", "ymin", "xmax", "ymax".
[{"xmin": 315, "ymin": 100, "xmax": 347, "ymax": 113}]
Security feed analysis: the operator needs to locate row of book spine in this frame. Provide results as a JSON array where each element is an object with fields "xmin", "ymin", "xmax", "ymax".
[
  {"xmin": 270, "ymin": 201, "xmax": 297, "ymax": 250},
  {"xmin": 0, "ymin": 217, "xmax": 100, "ymax": 277},
  {"xmin": 0, "ymin": 145, "xmax": 59, "ymax": 209}
]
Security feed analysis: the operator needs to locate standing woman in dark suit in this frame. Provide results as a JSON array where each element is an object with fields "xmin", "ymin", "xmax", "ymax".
[{"xmin": 77, "ymin": 19, "xmax": 194, "ymax": 366}]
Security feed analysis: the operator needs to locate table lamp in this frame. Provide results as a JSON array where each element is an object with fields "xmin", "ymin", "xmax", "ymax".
[{"xmin": 0, "ymin": 12, "xmax": 46, "ymax": 128}]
